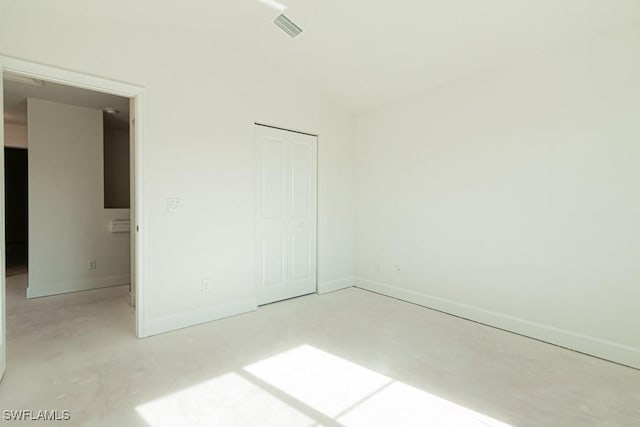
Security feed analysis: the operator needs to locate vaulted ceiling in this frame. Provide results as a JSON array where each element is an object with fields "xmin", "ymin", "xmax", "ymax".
[{"xmin": 4, "ymin": 0, "xmax": 640, "ymax": 112}]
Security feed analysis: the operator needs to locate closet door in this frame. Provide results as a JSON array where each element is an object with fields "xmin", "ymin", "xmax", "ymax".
[{"xmin": 256, "ymin": 125, "xmax": 317, "ymax": 305}]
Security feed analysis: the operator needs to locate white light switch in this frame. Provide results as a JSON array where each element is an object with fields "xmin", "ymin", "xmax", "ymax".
[{"xmin": 167, "ymin": 198, "xmax": 184, "ymax": 213}]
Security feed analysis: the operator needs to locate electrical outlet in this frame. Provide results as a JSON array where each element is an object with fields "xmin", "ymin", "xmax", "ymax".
[
  {"xmin": 201, "ymin": 279, "xmax": 211, "ymax": 292},
  {"xmin": 394, "ymin": 264, "xmax": 401, "ymax": 273},
  {"xmin": 88, "ymin": 260, "xmax": 97, "ymax": 270}
]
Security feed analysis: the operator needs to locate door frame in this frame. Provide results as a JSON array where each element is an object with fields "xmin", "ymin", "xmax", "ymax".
[{"xmin": 0, "ymin": 56, "xmax": 148, "ymax": 338}]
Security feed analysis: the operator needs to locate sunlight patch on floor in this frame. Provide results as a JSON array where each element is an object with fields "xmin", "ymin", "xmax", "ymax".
[
  {"xmin": 245, "ymin": 345, "xmax": 511, "ymax": 426},
  {"xmin": 137, "ymin": 344, "xmax": 511, "ymax": 426},
  {"xmin": 135, "ymin": 372, "xmax": 314, "ymax": 427},
  {"xmin": 244, "ymin": 344, "xmax": 391, "ymax": 417},
  {"xmin": 337, "ymin": 380, "xmax": 508, "ymax": 426}
]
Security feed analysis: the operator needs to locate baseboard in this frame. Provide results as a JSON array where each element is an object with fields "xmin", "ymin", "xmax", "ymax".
[
  {"xmin": 355, "ymin": 277, "xmax": 640, "ymax": 369},
  {"xmin": 26, "ymin": 274, "xmax": 130, "ymax": 298},
  {"xmin": 317, "ymin": 277, "xmax": 354, "ymax": 294},
  {"xmin": 143, "ymin": 298, "xmax": 257, "ymax": 337}
]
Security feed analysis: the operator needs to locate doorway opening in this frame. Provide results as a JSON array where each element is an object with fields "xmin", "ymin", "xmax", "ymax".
[
  {"xmin": 3, "ymin": 74, "xmax": 135, "ymax": 328},
  {"xmin": 0, "ymin": 58, "xmax": 146, "ymax": 381},
  {"xmin": 4, "ymin": 146, "xmax": 27, "ymax": 277}
]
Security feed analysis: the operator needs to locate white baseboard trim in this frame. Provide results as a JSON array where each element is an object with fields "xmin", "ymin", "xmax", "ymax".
[
  {"xmin": 143, "ymin": 299, "xmax": 257, "ymax": 337},
  {"xmin": 27, "ymin": 274, "xmax": 130, "ymax": 299},
  {"xmin": 355, "ymin": 277, "xmax": 640, "ymax": 369},
  {"xmin": 318, "ymin": 277, "xmax": 354, "ymax": 294}
]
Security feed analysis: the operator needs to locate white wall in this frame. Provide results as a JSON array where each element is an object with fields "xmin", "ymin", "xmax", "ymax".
[
  {"xmin": 355, "ymin": 24, "xmax": 640, "ymax": 368},
  {"xmin": 27, "ymin": 98, "xmax": 130, "ymax": 297},
  {"xmin": 0, "ymin": 4, "xmax": 355, "ymax": 335},
  {"xmin": 3, "ymin": 122, "xmax": 27, "ymax": 148}
]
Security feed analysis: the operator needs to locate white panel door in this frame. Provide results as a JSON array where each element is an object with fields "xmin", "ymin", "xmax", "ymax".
[{"xmin": 256, "ymin": 125, "xmax": 317, "ymax": 305}]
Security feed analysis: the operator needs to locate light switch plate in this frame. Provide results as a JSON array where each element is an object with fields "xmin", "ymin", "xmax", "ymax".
[{"xmin": 167, "ymin": 198, "xmax": 184, "ymax": 213}]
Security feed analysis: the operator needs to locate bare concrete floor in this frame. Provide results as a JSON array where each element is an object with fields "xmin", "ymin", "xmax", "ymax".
[{"xmin": 0, "ymin": 273, "xmax": 638, "ymax": 426}]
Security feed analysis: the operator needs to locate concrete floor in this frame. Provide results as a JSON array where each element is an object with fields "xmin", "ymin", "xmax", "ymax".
[{"xmin": 0, "ymin": 273, "xmax": 638, "ymax": 426}]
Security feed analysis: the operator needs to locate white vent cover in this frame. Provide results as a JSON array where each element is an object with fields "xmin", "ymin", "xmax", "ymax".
[
  {"xmin": 274, "ymin": 14, "xmax": 302, "ymax": 38},
  {"xmin": 110, "ymin": 219, "xmax": 130, "ymax": 233}
]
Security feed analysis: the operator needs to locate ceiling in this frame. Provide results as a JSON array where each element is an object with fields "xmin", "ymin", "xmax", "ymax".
[
  {"xmin": 4, "ymin": 0, "xmax": 640, "ymax": 112},
  {"xmin": 3, "ymin": 76, "xmax": 129, "ymax": 129}
]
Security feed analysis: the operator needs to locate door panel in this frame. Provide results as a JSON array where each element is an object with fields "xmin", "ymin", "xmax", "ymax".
[
  {"xmin": 263, "ymin": 231, "xmax": 286, "ymax": 287},
  {"xmin": 261, "ymin": 139, "xmax": 286, "ymax": 218},
  {"xmin": 287, "ymin": 133, "xmax": 317, "ymax": 298},
  {"xmin": 256, "ymin": 125, "xmax": 317, "ymax": 305},
  {"xmin": 290, "ymin": 230, "xmax": 310, "ymax": 280},
  {"xmin": 256, "ymin": 129, "xmax": 289, "ymax": 304},
  {"xmin": 290, "ymin": 142, "xmax": 311, "ymax": 218}
]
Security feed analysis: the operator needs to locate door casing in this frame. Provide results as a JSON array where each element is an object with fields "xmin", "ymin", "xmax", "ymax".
[{"xmin": 0, "ymin": 56, "xmax": 148, "ymax": 346}]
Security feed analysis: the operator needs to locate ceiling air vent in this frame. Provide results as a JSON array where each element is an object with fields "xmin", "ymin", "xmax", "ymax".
[{"xmin": 274, "ymin": 14, "xmax": 302, "ymax": 38}]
